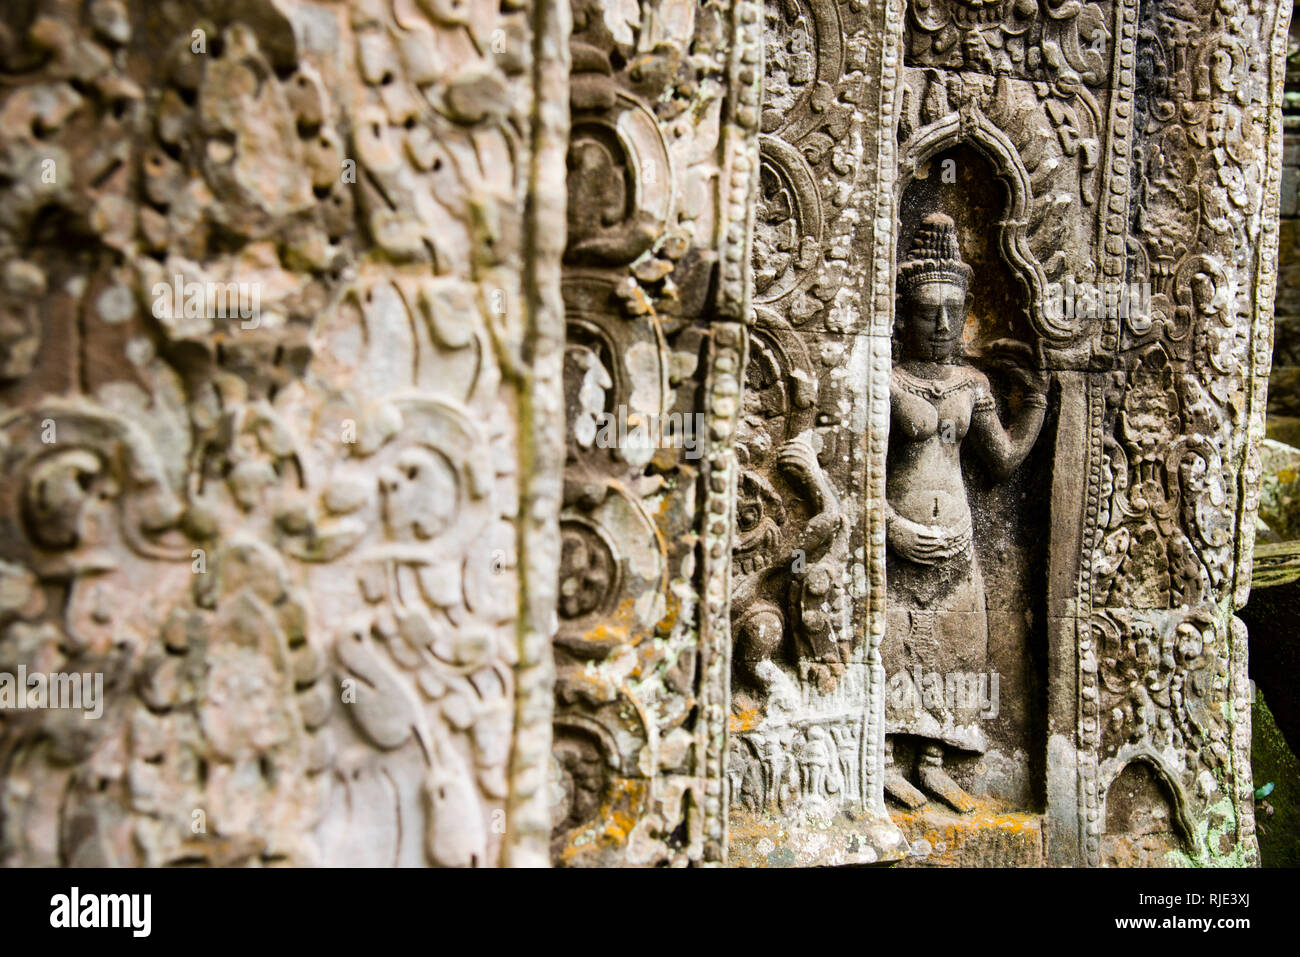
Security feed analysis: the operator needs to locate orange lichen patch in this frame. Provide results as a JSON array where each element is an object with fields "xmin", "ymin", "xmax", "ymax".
[
  {"xmin": 581, "ymin": 617, "xmax": 633, "ymax": 648},
  {"xmin": 557, "ymin": 777, "xmax": 650, "ymax": 866},
  {"xmin": 653, "ymin": 593, "xmax": 680, "ymax": 638},
  {"xmin": 561, "ymin": 665, "xmax": 611, "ymax": 692},
  {"xmin": 729, "ymin": 708, "xmax": 761, "ymax": 733},
  {"xmin": 890, "ymin": 798, "xmax": 1044, "ymax": 867},
  {"xmin": 567, "ymin": 596, "xmax": 644, "ymax": 655},
  {"xmin": 726, "ymin": 811, "xmax": 791, "ymax": 842},
  {"xmin": 726, "ymin": 809, "xmax": 805, "ymax": 867},
  {"xmin": 599, "ymin": 779, "xmax": 646, "ymax": 842},
  {"xmin": 890, "ymin": 797, "xmax": 1029, "ymax": 830}
]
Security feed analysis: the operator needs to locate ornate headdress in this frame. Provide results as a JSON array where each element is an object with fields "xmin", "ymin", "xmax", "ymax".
[{"xmin": 897, "ymin": 212, "xmax": 971, "ymax": 295}]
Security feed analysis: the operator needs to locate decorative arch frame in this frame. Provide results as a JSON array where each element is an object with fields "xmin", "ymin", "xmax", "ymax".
[
  {"xmin": 1099, "ymin": 747, "xmax": 1203, "ymax": 857},
  {"xmin": 898, "ymin": 112, "xmax": 1076, "ymax": 341}
]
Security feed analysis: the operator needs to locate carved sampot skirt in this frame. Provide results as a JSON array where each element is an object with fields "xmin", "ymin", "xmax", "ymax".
[{"xmin": 883, "ymin": 544, "xmax": 989, "ymax": 754}]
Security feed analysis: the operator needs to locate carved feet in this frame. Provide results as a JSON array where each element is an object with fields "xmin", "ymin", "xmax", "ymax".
[
  {"xmin": 917, "ymin": 744, "xmax": 976, "ymax": 813},
  {"xmin": 885, "ymin": 740, "xmax": 977, "ymax": 813},
  {"xmin": 884, "ymin": 767, "xmax": 928, "ymax": 809},
  {"xmin": 884, "ymin": 737, "xmax": 928, "ymax": 809}
]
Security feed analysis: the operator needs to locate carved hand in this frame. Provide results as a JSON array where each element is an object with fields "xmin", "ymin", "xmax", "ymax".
[
  {"xmin": 985, "ymin": 338, "xmax": 1048, "ymax": 402},
  {"xmin": 778, "ymin": 433, "xmax": 837, "ymax": 518},
  {"xmin": 1010, "ymin": 365, "xmax": 1048, "ymax": 398},
  {"xmin": 886, "ymin": 509, "xmax": 972, "ymax": 565},
  {"xmin": 777, "ymin": 435, "xmax": 826, "ymax": 494}
]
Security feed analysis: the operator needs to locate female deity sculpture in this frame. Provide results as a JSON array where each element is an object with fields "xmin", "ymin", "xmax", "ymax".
[{"xmin": 884, "ymin": 213, "xmax": 1047, "ymax": 812}]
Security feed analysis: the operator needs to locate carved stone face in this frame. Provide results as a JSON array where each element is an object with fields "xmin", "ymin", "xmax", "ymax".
[{"xmin": 900, "ymin": 280, "xmax": 967, "ymax": 361}]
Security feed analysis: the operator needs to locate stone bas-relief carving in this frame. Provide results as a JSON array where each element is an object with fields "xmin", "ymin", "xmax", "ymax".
[
  {"xmin": 880, "ymin": 0, "xmax": 1282, "ymax": 866},
  {"xmin": 883, "ymin": 213, "xmax": 1046, "ymax": 814},
  {"xmin": 0, "ymin": 0, "xmax": 566, "ymax": 867},
  {"xmin": 724, "ymin": 0, "xmax": 914, "ymax": 867},
  {"xmin": 0, "ymin": 0, "xmax": 1286, "ymax": 869},
  {"xmin": 726, "ymin": 0, "xmax": 1284, "ymax": 868},
  {"xmin": 548, "ymin": 0, "xmax": 756, "ymax": 866}
]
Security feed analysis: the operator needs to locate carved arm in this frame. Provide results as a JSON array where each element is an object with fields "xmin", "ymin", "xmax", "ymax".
[{"xmin": 969, "ymin": 389, "xmax": 1047, "ymax": 481}]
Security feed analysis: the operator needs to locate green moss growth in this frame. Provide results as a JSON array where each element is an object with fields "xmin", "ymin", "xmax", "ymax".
[
  {"xmin": 1252, "ymin": 689, "xmax": 1300, "ymax": 867},
  {"xmin": 1160, "ymin": 792, "xmax": 1257, "ymax": 868}
]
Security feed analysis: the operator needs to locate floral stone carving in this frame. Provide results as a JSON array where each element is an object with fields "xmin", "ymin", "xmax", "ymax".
[{"xmin": 0, "ymin": 0, "xmax": 1285, "ymax": 868}]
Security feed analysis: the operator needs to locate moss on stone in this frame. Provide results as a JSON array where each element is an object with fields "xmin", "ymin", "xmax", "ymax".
[{"xmin": 1252, "ymin": 689, "xmax": 1300, "ymax": 867}]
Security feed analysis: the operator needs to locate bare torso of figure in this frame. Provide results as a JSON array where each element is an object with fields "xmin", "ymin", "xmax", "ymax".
[
  {"xmin": 894, "ymin": 361, "xmax": 993, "ymax": 548},
  {"xmin": 888, "ymin": 364, "xmax": 981, "ymax": 531}
]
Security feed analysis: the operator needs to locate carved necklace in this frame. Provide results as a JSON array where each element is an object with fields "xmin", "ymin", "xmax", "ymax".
[{"xmin": 893, "ymin": 363, "xmax": 974, "ymax": 402}]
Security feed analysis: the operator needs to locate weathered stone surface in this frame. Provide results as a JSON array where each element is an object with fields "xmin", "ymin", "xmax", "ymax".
[
  {"xmin": 550, "ymin": 0, "xmax": 756, "ymax": 867},
  {"xmin": 1257, "ymin": 439, "xmax": 1300, "ymax": 540},
  {"xmin": 0, "ymin": 0, "xmax": 1285, "ymax": 868},
  {"xmin": 0, "ymin": 0, "xmax": 566, "ymax": 867},
  {"xmin": 1266, "ymin": 20, "xmax": 1300, "ymax": 424},
  {"xmin": 726, "ymin": 0, "xmax": 1286, "ymax": 867}
]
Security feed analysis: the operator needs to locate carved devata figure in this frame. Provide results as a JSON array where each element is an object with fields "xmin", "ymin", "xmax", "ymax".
[{"xmin": 884, "ymin": 213, "xmax": 1046, "ymax": 812}]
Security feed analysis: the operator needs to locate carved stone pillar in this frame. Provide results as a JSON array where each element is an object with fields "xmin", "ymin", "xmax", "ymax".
[
  {"xmin": 726, "ymin": 0, "xmax": 1284, "ymax": 867},
  {"xmin": 724, "ymin": 0, "xmax": 909, "ymax": 865},
  {"xmin": 549, "ymin": 0, "xmax": 757, "ymax": 866},
  {"xmin": 0, "ymin": 0, "xmax": 567, "ymax": 867}
]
